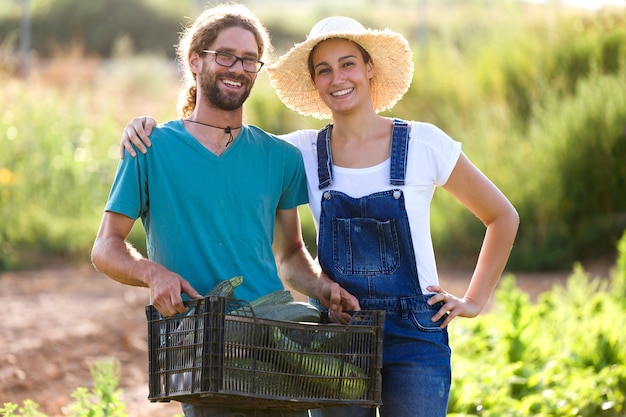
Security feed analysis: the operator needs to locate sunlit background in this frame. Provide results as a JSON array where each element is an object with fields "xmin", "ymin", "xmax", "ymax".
[
  {"xmin": 1, "ymin": 1, "xmax": 626, "ymax": 416},
  {"xmin": 2, "ymin": 0, "xmax": 624, "ymax": 270}
]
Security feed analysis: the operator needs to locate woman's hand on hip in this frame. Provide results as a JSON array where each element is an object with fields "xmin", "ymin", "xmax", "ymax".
[{"xmin": 426, "ymin": 285, "xmax": 482, "ymax": 328}]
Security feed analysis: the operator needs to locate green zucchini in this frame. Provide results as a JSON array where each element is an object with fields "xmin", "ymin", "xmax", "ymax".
[
  {"xmin": 206, "ymin": 275, "xmax": 244, "ymax": 297},
  {"xmin": 268, "ymin": 327, "xmax": 367, "ymax": 399},
  {"xmin": 223, "ymin": 301, "xmax": 320, "ymax": 347},
  {"xmin": 185, "ymin": 275, "xmax": 244, "ymax": 316},
  {"xmin": 252, "ymin": 301, "xmax": 321, "ymax": 323},
  {"xmin": 249, "ymin": 289, "xmax": 294, "ymax": 307},
  {"xmin": 310, "ymin": 331, "xmax": 345, "ymax": 352},
  {"xmin": 223, "ymin": 357, "xmax": 297, "ymax": 395}
]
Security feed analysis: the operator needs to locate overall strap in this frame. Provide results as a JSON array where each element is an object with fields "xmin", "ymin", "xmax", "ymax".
[
  {"xmin": 389, "ymin": 118, "xmax": 410, "ymax": 186},
  {"xmin": 317, "ymin": 124, "xmax": 333, "ymax": 190},
  {"xmin": 317, "ymin": 119, "xmax": 410, "ymax": 189}
]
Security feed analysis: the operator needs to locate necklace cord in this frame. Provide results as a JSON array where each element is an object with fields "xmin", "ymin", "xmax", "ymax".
[{"xmin": 184, "ymin": 118, "xmax": 241, "ymax": 147}]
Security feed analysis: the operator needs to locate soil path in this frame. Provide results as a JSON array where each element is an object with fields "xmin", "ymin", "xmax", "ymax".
[{"xmin": 0, "ymin": 261, "xmax": 612, "ymax": 416}]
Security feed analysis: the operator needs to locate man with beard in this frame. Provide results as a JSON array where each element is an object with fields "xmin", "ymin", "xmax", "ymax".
[{"xmin": 91, "ymin": 6, "xmax": 357, "ymax": 416}]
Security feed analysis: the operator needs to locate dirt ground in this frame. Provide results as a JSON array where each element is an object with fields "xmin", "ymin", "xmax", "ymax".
[{"xmin": 0, "ymin": 260, "xmax": 614, "ymax": 416}]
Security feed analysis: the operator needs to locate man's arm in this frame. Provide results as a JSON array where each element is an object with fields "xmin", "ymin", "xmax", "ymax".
[
  {"xmin": 273, "ymin": 207, "xmax": 360, "ymax": 324},
  {"xmin": 91, "ymin": 211, "xmax": 201, "ymax": 316}
]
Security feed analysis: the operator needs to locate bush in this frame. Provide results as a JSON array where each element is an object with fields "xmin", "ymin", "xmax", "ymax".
[
  {"xmin": 0, "ymin": 0, "xmax": 184, "ymax": 59},
  {"xmin": 0, "ymin": 53, "xmax": 178, "ymax": 269},
  {"xmin": 512, "ymin": 70, "xmax": 626, "ymax": 269},
  {"xmin": 0, "ymin": 359, "xmax": 186, "ymax": 417},
  {"xmin": 394, "ymin": 7, "xmax": 626, "ymax": 270},
  {"xmin": 66, "ymin": 360, "xmax": 126, "ymax": 417},
  {"xmin": 447, "ymin": 230, "xmax": 626, "ymax": 416}
]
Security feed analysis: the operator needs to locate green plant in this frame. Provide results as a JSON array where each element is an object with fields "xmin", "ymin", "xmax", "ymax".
[
  {"xmin": 0, "ymin": 360, "xmax": 127, "ymax": 417},
  {"xmin": 0, "ymin": 401, "xmax": 46, "ymax": 417},
  {"xmin": 512, "ymin": 70, "xmax": 626, "ymax": 269},
  {"xmin": 0, "ymin": 358, "xmax": 187, "ymax": 417},
  {"xmin": 2, "ymin": 232, "xmax": 626, "ymax": 417},
  {"xmin": 66, "ymin": 360, "xmax": 126, "ymax": 417},
  {"xmin": 0, "ymin": 0, "xmax": 184, "ymax": 59},
  {"xmin": 447, "ymin": 231, "xmax": 626, "ymax": 416}
]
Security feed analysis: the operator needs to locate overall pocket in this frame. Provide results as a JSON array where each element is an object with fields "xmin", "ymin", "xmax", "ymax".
[{"xmin": 332, "ymin": 217, "xmax": 400, "ymax": 275}]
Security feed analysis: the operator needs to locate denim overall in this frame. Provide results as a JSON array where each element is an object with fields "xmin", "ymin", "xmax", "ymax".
[{"xmin": 310, "ymin": 119, "xmax": 451, "ymax": 417}]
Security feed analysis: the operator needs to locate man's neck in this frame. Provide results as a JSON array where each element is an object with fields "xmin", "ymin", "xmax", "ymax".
[{"xmin": 184, "ymin": 107, "xmax": 244, "ymax": 156}]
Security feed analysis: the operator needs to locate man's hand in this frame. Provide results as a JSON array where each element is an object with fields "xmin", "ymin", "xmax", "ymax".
[
  {"xmin": 318, "ymin": 274, "xmax": 361, "ymax": 324},
  {"xmin": 91, "ymin": 211, "xmax": 202, "ymax": 317},
  {"xmin": 120, "ymin": 116, "xmax": 158, "ymax": 158},
  {"xmin": 147, "ymin": 270, "xmax": 203, "ymax": 317}
]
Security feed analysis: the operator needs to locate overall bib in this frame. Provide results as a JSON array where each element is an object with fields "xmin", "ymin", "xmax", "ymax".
[{"xmin": 310, "ymin": 119, "xmax": 451, "ymax": 417}]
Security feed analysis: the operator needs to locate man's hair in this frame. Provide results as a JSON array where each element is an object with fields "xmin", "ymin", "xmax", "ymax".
[{"xmin": 176, "ymin": 4, "xmax": 272, "ymax": 117}]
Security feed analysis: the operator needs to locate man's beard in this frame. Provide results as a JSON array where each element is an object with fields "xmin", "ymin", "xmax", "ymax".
[{"xmin": 199, "ymin": 69, "xmax": 252, "ymax": 111}]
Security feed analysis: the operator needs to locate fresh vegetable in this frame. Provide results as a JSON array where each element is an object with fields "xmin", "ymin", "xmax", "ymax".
[
  {"xmin": 268, "ymin": 327, "xmax": 367, "ymax": 399},
  {"xmin": 223, "ymin": 357, "xmax": 293, "ymax": 394},
  {"xmin": 227, "ymin": 290, "xmax": 321, "ymax": 323},
  {"xmin": 310, "ymin": 331, "xmax": 345, "ymax": 352},
  {"xmin": 249, "ymin": 289, "xmax": 294, "ymax": 307},
  {"xmin": 206, "ymin": 275, "xmax": 244, "ymax": 297},
  {"xmin": 252, "ymin": 301, "xmax": 321, "ymax": 323},
  {"xmin": 175, "ymin": 276, "xmax": 244, "ymax": 348},
  {"xmin": 186, "ymin": 275, "xmax": 244, "ymax": 316},
  {"xmin": 224, "ymin": 301, "xmax": 320, "ymax": 347}
]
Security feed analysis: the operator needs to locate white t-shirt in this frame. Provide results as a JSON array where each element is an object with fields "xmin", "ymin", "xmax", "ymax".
[{"xmin": 282, "ymin": 121, "xmax": 461, "ymax": 293}]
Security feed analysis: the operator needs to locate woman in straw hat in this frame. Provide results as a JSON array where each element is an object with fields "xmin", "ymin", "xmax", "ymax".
[
  {"xmin": 120, "ymin": 15, "xmax": 519, "ymax": 417},
  {"xmin": 267, "ymin": 16, "xmax": 519, "ymax": 417}
]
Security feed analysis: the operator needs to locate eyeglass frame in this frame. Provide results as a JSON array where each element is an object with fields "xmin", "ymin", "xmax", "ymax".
[{"xmin": 202, "ymin": 50, "xmax": 265, "ymax": 73}]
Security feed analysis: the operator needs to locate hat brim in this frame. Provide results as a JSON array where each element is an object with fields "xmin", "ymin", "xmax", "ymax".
[{"xmin": 268, "ymin": 28, "xmax": 413, "ymax": 119}]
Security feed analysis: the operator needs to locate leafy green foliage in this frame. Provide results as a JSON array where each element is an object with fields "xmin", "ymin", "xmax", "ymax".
[
  {"xmin": 0, "ymin": 401, "xmax": 45, "ymax": 417},
  {"xmin": 386, "ymin": 5, "xmax": 626, "ymax": 270},
  {"xmin": 66, "ymin": 360, "xmax": 126, "ymax": 417},
  {"xmin": 0, "ymin": 53, "xmax": 178, "ymax": 268},
  {"xmin": 510, "ymin": 71, "xmax": 626, "ymax": 269},
  {"xmin": 447, "ymin": 231, "xmax": 626, "ymax": 416},
  {"xmin": 0, "ymin": 0, "xmax": 182, "ymax": 58}
]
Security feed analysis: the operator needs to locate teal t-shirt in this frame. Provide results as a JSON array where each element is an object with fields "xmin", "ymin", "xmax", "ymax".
[{"xmin": 104, "ymin": 119, "xmax": 308, "ymax": 302}]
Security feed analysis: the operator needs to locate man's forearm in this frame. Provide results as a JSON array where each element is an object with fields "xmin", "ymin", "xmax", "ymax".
[
  {"xmin": 91, "ymin": 235, "xmax": 156, "ymax": 288},
  {"xmin": 276, "ymin": 242, "xmax": 322, "ymax": 299}
]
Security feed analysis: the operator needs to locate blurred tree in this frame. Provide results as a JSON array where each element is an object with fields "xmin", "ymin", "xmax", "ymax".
[{"xmin": 0, "ymin": 0, "xmax": 185, "ymax": 58}]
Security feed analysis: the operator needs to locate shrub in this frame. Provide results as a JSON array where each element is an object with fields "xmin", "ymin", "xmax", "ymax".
[
  {"xmin": 0, "ymin": 0, "xmax": 184, "ymax": 59},
  {"xmin": 448, "ymin": 230, "xmax": 626, "ymax": 416},
  {"xmin": 512, "ymin": 70, "xmax": 626, "ymax": 269}
]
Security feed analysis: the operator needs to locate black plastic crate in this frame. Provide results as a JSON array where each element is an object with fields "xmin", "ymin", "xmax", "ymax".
[{"xmin": 146, "ymin": 296, "xmax": 384, "ymax": 410}]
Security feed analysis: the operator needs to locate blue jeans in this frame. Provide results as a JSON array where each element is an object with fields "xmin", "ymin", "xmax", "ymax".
[{"xmin": 181, "ymin": 404, "xmax": 308, "ymax": 417}]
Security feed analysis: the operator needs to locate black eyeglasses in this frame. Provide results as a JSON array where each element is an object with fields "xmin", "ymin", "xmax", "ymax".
[{"xmin": 203, "ymin": 50, "xmax": 264, "ymax": 73}]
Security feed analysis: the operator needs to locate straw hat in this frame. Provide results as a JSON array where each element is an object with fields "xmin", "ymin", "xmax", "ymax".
[{"xmin": 268, "ymin": 16, "xmax": 414, "ymax": 119}]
